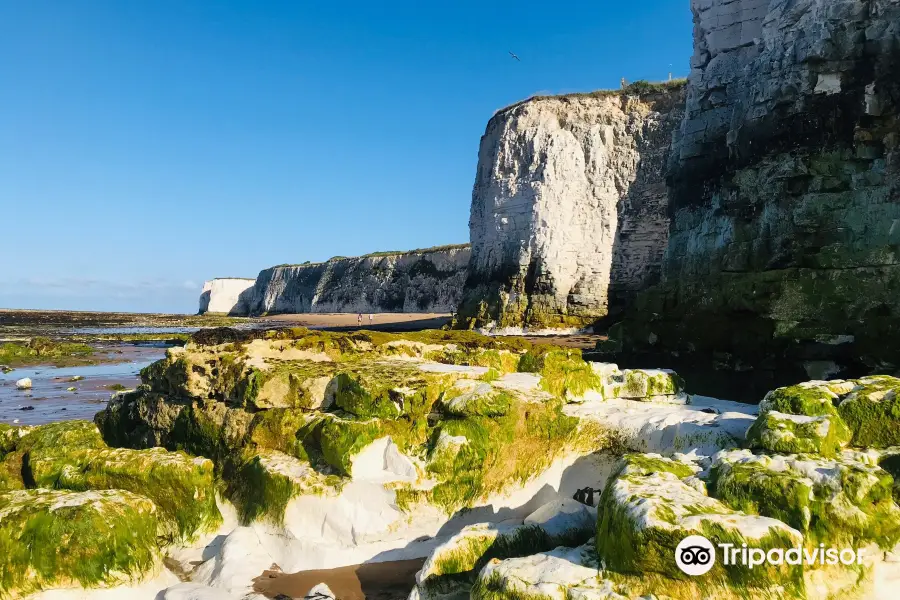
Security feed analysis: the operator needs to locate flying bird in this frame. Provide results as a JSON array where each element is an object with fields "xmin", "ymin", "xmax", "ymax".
[{"xmin": 509, "ymin": 51, "xmax": 521, "ymax": 61}]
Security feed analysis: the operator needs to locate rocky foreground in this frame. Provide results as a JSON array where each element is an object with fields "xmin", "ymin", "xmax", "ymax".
[{"xmin": 0, "ymin": 328, "xmax": 898, "ymax": 599}]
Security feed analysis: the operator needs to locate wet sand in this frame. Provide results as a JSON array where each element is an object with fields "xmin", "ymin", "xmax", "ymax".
[
  {"xmin": 261, "ymin": 313, "xmax": 604, "ymax": 349},
  {"xmin": 261, "ymin": 312, "xmax": 453, "ymax": 332},
  {"xmin": 253, "ymin": 558, "xmax": 425, "ymax": 600}
]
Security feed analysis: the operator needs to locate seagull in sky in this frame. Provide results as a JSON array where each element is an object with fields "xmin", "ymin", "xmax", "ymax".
[{"xmin": 509, "ymin": 51, "xmax": 521, "ymax": 62}]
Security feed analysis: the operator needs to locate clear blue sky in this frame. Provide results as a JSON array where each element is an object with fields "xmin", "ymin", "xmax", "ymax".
[{"xmin": 0, "ymin": 1, "xmax": 691, "ymax": 313}]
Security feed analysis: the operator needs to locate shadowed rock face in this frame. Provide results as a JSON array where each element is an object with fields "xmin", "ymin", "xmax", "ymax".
[
  {"xmin": 204, "ymin": 246, "xmax": 470, "ymax": 317},
  {"xmin": 621, "ymin": 0, "xmax": 900, "ymax": 372},
  {"xmin": 455, "ymin": 84, "xmax": 686, "ymax": 332}
]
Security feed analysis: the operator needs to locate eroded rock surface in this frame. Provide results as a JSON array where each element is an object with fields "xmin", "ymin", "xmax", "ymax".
[
  {"xmin": 621, "ymin": 0, "xmax": 900, "ymax": 372},
  {"xmin": 455, "ymin": 83, "xmax": 686, "ymax": 331},
  {"xmin": 239, "ymin": 245, "xmax": 470, "ymax": 316}
]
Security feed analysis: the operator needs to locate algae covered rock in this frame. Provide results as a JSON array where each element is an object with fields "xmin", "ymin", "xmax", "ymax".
[
  {"xmin": 94, "ymin": 327, "xmax": 611, "ymax": 524},
  {"xmin": 709, "ymin": 449, "xmax": 900, "ymax": 549},
  {"xmin": 27, "ymin": 445, "xmax": 222, "ymax": 542},
  {"xmin": 880, "ymin": 449, "xmax": 900, "ymax": 504},
  {"xmin": 442, "ymin": 382, "xmax": 514, "ymax": 417},
  {"xmin": 745, "ymin": 411, "xmax": 851, "ymax": 458},
  {"xmin": 95, "ymin": 388, "xmax": 185, "ymax": 449},
  {"xmin": 604, "ymin": 368, "xmax": 686, "ymax": 404},
  {"xmin": 415, "ymin": 499, "xmax": 596, "ymax": 598},
  {"xmin": 0, "ymin": 423, "xmax": 31, "ymax": 456},
  {"xmin": 472, "ymin": 544, "xmax": 605, "ymax": 600},
  {"xmin": 0, "ymin": 424, "xmax": 31, "ymax": 492},
  {"xmin": 759, "ymin": 381, "xmax": 846, "ymax": 418},
  {"xmin": 836, "ymin": 376, "xmax": 900, "ymax": 448},
  {"xmin": 228, "ymin": 449, "xmax": 341, "ymax": 524},
  {"xmin": 409, "ymin": 398, "xmax": 592, "ymax": 514},
  {"xmin": 0, "ymin": 421, "xmax": 224, "ymax": 542},
  {"xmin": 15, "ymin": 419, "xmax": 106, "ymax": 454},
  {"xmin": 0, "ymin": 489, "xmax": 160, "ymax": 598},
  {"xmin": 759, "ymin": 377, "xmax": 900, "ymax": 450},
  {"xmin": 596, "ymin": 454, "xmax": 802, "ymax": 590},
  {"xmin": 517, "ymin": 347, "xmax": 602, "ymax": 400}
]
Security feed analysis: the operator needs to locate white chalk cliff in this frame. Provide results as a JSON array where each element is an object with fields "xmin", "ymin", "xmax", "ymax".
[
  {"xmin": 456, "ymin": 84, "xmax": 685, "ymax": 331},
  {"xmin": 198, "ymin": 246, "xmax": 470, "ymax": 317},
  {"xmin": 198, "ymin": 279, "xmax": 256, "ymax": 315}
]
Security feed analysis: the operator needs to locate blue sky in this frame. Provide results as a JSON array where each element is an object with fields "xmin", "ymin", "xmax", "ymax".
[{"xmin": 0, "ymin": 1, "xmax": 692, "ymax": 313}]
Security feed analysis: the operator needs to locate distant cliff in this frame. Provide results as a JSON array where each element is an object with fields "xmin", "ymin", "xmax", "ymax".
[
  {"xmin": 455, "ymin": 82, "xmax": 686, "ymax": 331},
  {"xmin": 225, "ymin": 245, "xmax": 470, "ymax": 316},
  {"xmin": 620, "ymin": 0, "xmax": 900, "ymax": 373},
  {"xmin": 198, "ymin": 278, "xmax": 255, "ymax": 315}
]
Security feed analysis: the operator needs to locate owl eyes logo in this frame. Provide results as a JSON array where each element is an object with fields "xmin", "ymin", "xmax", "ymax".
[
  {"xmin": 680, "ymin": 545, "xmax": 711, "ymax": 565},
  {"xmin": 675, "ymin": 535, "xmax": 716, "ymax": 575}
]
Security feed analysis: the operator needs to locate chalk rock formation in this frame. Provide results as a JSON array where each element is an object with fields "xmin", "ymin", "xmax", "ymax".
[
  {"xmin": 242, "ymin": 245, "xmax": 469, "ymax": 316},
  {"xmin": 0, "ymin": 421, "xmax": 222, "ymax": 598},
  {"xmin": 621, "ymin": 0, "xmax": 900, "ymax": 371},
  {"xmin": 198, "ymin": 278, "xmax": 255, "ymax": 315},
  {"xmin": 456, "ymin": 83, "xmax": 685, "ymax": 331}
]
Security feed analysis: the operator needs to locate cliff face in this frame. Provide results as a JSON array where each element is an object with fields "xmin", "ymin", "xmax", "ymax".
[
  {"xmin": 244, "ymin": 245, "xmax": 470, "ymax": 316},
  {"xmin": 624, "ymin": 0, "xmax": 900, "ymax": 371},
  {"xmin": 456, "ymin": 84, "xmax": 685, "ymax": 331},
  {"xmin": 198, "ymin": 278, "xmax": 256, "ymax": 315}
]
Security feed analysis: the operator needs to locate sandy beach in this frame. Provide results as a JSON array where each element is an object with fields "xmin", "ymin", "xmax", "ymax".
[
  {"xmin": 261, "ymin": 312, "xmax": 453, "ymax": 332},
  {"xmin": 253, "ymin": 559, "xmax": 426, "ymax": 600}
]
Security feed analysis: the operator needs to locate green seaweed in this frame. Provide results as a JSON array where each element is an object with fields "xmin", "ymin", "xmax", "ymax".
[{"xmin": 0, "ymin": 489, "xmax": 159, "ymax": 598}]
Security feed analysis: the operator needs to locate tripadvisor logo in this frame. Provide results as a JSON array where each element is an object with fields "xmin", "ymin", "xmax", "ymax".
[
  {"xmin": 675, "ymin": 535, "xmax": 865, "ymax": 576},
  {"xmin": 676, "ymin": 535, "xmax": 716, "ymax": 575}
]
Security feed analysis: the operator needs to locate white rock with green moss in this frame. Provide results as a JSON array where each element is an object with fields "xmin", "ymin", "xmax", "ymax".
[
  {"xmin": 596, "ymin": 455, "xmax": 802, "ymax": 584},
  {"xmin": 565, "ymin": 396, "xmax": 757, "ymax": 458},
  {"xmin": 412, "ymin": 496, "xmax": 597, "ymax": 599},
  {"xmin": 745, "ymin": 410, "xmax": 851, "ymax": 458},
  {"xmin": 709, "ymin": 449, "xmax": 900, "ymax": 548},
  {"xmin": 472, "ymin": 544, "xmax": 604, "ymax": 600},
  {"xmin": 443, "ymin": 383, "xmax": 515, "ymax": 417},
  {"xmin": 601, "ymin": 367, "xmax": 686, "ymax": 404},
  {"xmin": 759, "ymin": 377, "xmax": 900, "ymax": 449},
  {"xmin": 835, "ymin": 376, "xmax": 900, "ymax": 448},
  {"xmin": 25, "ymin": 569, "xmax": 181, "ymax": 600},
  {"xmin": 0, "ymin": 489, "xmax": 162, "ymax": 598},
  {"xmin": 415, "ymin": 521, "xmax": 523, "ymax": 588},
  {"xmin": 27, "ymin": 445, "xmax": 222, "ymax": 542}
]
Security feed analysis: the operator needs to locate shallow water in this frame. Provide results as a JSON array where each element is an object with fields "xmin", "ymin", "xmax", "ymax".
[
  {"xmin": 0, "ymin": 345, "xmax": 166, "ymax": 426},
  {"xmin": 68, "ymin": 322, "xmax": 267, "ymax": 335},
  {"xmin": 68, "ymin": 326, "xmax": 201, "ymax": 334}
]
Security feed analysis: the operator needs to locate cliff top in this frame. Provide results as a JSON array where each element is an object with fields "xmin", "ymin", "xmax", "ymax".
[
  {"xmin": 271, "ymin": 243, "xmax": 470, "ymax": 268},
  {"xmin": 208, "ymin": 277, "xmax": 255, "ymax": 282},
  {"xmin": 494, "ymin": 78, "xmax": 687, "ymax": 118}
]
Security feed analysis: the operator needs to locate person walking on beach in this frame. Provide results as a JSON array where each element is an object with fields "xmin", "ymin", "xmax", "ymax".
[
  {"xmin": 369, "ymin": 314, "xmax": 374, "ymax": 325},
  {"xmin": 357, "ymin": 313, "xmax": 362, "ymax": 327}
]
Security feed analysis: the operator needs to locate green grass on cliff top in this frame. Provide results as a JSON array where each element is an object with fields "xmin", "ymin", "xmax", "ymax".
[
  {"xmin": 271, "ymin": 243, "xmax": 470, "ymax": 268},
  {"xmin": 496, "ymin": 78, "xmax": 688, "ymax": 115}
]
